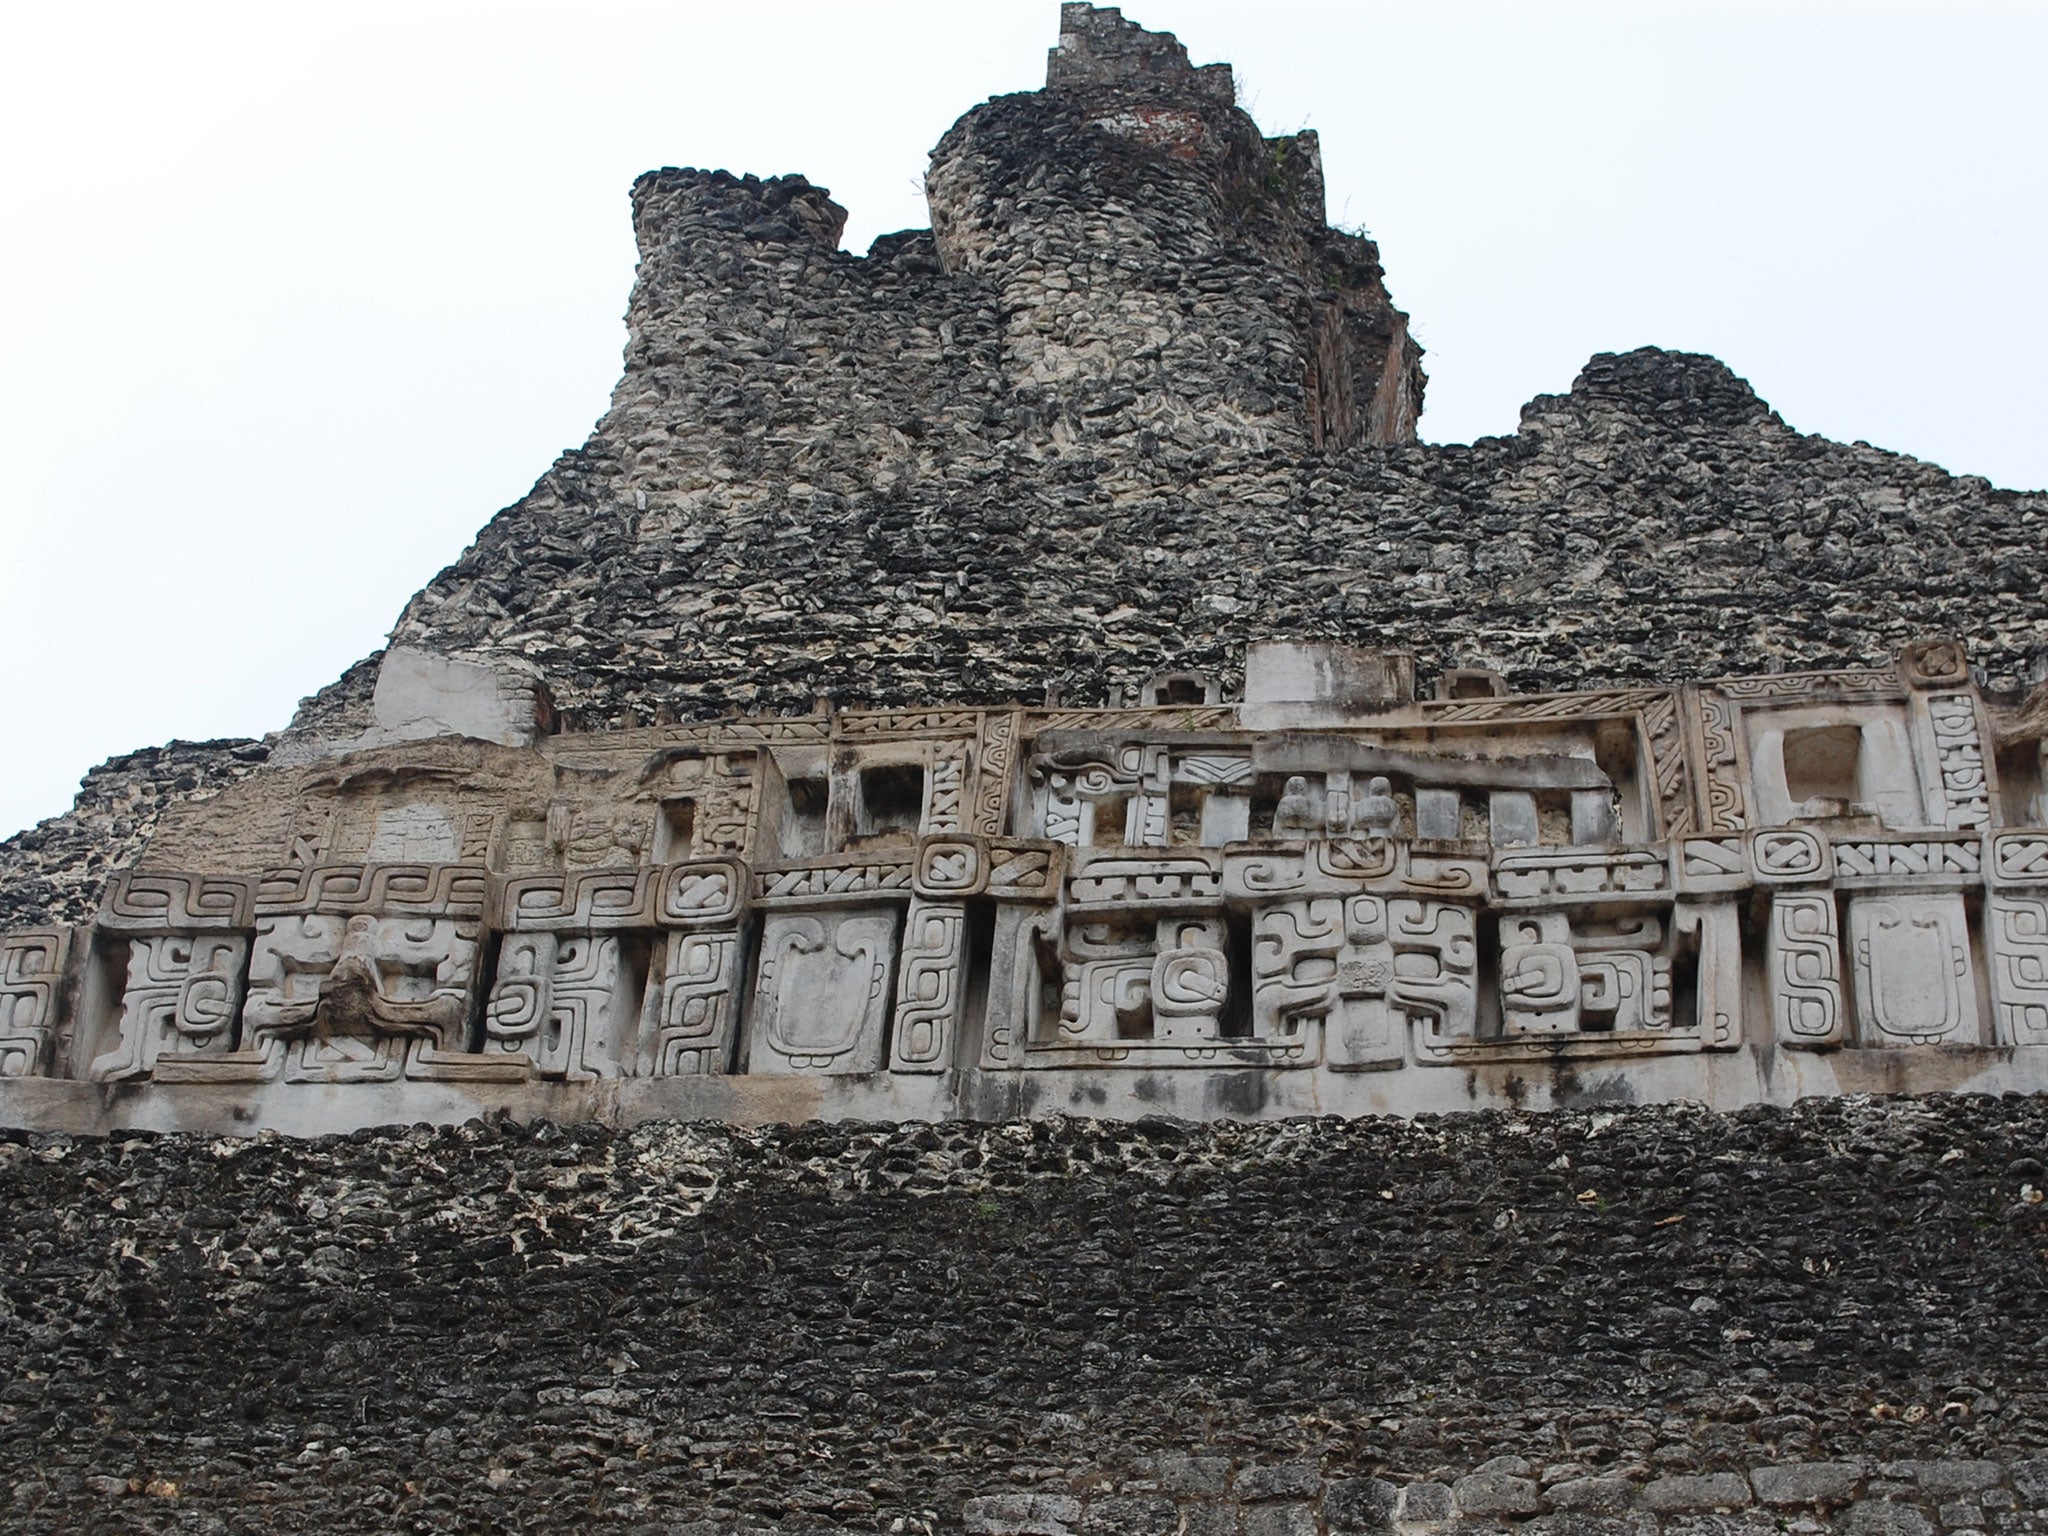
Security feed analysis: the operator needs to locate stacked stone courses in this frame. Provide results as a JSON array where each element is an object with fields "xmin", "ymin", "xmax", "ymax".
[{"xmin": 4, "ymin": 1098, "xmax": 2048, "ymax": 1531}]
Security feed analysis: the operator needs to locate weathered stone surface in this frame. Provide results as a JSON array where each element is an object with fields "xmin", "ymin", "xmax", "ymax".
[
  {"xmin": 0, "ymin": 1097, "xmax": 2042, "ymax": 1529},
  {"xmin": 1639, "ymin": 1475, "xmax": 1753, "ymax": 1513},
  {"xmin": 1752, "ymin": 1463, "xmax": 1866, "ymax": 1507}
]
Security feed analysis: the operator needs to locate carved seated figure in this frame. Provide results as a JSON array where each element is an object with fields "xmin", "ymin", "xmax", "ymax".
[
  {"xmin": 1354, "ymin": 776, "xmax": 1399, "ymax": 839},
  {"xmin": 1274, "ymin": 775, "xmax": 1321, "ymax": 838}
]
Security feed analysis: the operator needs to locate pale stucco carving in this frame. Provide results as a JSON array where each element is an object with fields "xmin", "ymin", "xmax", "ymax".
[{"xmin": 11, "ymin": 638, "xmax": 2048, "ymax": 1129}]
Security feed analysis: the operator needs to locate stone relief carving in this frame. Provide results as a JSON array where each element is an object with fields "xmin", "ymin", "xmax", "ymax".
[
  {"xmin": 1769, "ymin": 893, "xmax": 1844, "ymax": 1050},
  {"xmin": 91, "ymin": 934, "xmax": 249, "ymax": 1082},
  {"xmin": 1848, "ymin": 893, "xmax": 1978, "ymax": 1046},
  {"xmin": 14, "ymin": 657, "xmax": 2047, "ymax": 1122},
  {"xmin": 750, "ymin": 909, "xmax": 899, "ymax": 1074},
  {"xmin": 0, "ymin": 929, "xmax": 70, "ymax": 1079}
]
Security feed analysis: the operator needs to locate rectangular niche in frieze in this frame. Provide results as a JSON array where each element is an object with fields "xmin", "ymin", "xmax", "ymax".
[{"xmin": 747, "ymin": 908, "xmax": 902, "ymax": 1074}]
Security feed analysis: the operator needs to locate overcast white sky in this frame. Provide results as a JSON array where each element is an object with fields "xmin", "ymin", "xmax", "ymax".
[{"xmin": 1, "ymin": 1, "xmax": 2043, "ymax": 840}]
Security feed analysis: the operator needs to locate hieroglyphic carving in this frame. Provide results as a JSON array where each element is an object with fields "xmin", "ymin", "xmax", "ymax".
[
  {"xmin": 915, "ymin": 836, "xmax": 986, "ymax": 898},
  {"xmin": 100, "ymin": 872, "xmax": 254, "ymax": 932},
  {"xmin": 1898, "ymin": 638, "xmax": 1971, "ymax": 690},
  {"xmin": 0, "ymin": 929, "xmax": 70, "ymax": 1079},
  {"xmin": 987, "ymin": 841, "xmax": 1061, "ymax": 900},
  {"xmin": 1494, "ymin": 848, "xmax": 1668, "ymax": 903},
  {"xmin": 1988, "ymin": 895, "xmax": 2048, "ymax": 1046},
  {"xmin": 658, "ymin": 860, "xmax": 747, "ymax": 927},
  {"xmin": 757, "ymin": 858, "xmax": 914, "ymax": 906},
  {"xmin": 90, "ymin": 935, "xmax": 248, "ymax": 1082},
  {"xmin": 640, "ymin": 928, "xmax": 743, "ymax": 1075},
  {"xmin": 484, "ymin": 932, "xmax": 629, "ymax": 1079},
  {"xmin": 971, "ymin": 710, "xmax": 1019, "ymax": 836},
  {"xmin": 892, "ymin": 901, "xmax": 969, "ymax": 1071},
  {"xmin": 1694, "ymin": 689, "xmax": 1750, "ymax": 832},
  {"xmin": 1834, "ymin": 838, "xmax": 1980, "ymax": 883},
  {"xmin": 1750, "ymin": 827, "xmax": 1829, "ymax": 884},
  {"xmin": 750, "ymin": 909, "xmax": 898, "ymax": 1074},
  {"xmin": 1848, "ymin": 893, "xmax": 1978, "ymax": 1046},
  {"xmin": 925, "ymin": 741, "xmax": 970, "ymax": 833},
  {"xmin": 1990, "ymin": 833, "xmax": 2048, "ymax": 889},
  {"xmin": 1926, "ymin": 694, "xmax": 1991, "ymax": 830},
  {"xmin": 1769, "ymin": 893, "xmax": 1843, "ymax": 1049},
  {"xmin": 1674, "ymin": 836, "xmax": 1749, "ymax": 894}
]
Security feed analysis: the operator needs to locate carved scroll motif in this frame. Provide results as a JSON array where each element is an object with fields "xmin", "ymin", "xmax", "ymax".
[
  {"xmin": 91, "ymin": 935, "xmax": 248, "ymax": 1082},
  {"xmin": 255, "ymin": 863, "xmax": 488, "ymax": 917},
  {"xmin": 1834, "ymin": 839, "xmax": 1980, "ymax": 883},
  {"xmin": 892, "ymin": 900, "xmax": 968, "ymax": 1071},
  {"xmin": 641, "ymin": 928, "xmax": 743, "ymax": 1075},
  {"xmin": 1926, "ymin": 695, "xmax": 1991, "ymax": 830},
  {"xmin": 1696, "ymin": 690, "xmax": 1750, "ymax": 832},
  {"xmin": 1499, "ymin": 913, "xmax": 1581, "ymax": 1033},
  {"xmin": 925, "ymin": 742, "xmax": 969, "ymax": 833},
  {"xmin": 1848, "ymin": 894, "xmax": 1978, "ymax": 1046},
  {"xmin": 1769, "ymin": 893, "xmax": 1843, "ymax": 1049},
  {"xmin": 484, "ymin": 932, "xmax": 629, "ymax": 1080},
  {"xmin": 100, "ymin": 872, "xmax": 254, "ymax": 932},
  {"xmin": 750, "ymin": 910, "xmax": 898, "ymax": 1074},
  {"xmin": 1989, "ymin": 895, "xmax": 2048, "ymax": 1046},
  {"xmin": 0, "ymin": 929, "xmax": 70, "ymax": 1079},
  {"xmin": 1393, "ymin": 900, "xmax": 1479, "ymax": 1060},
  {"xmin": 971, "ymin": 710, "xmax": 1019, "ymax": 836},
  {"xmin": 239, "ymin": 913, "xmax": 497, "ymax": 1083}
]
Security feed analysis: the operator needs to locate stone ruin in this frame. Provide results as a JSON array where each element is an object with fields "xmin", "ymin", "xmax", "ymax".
[{"xmin": 1, "ymin": 3, "xmax": 2045, "ymax": 1140}]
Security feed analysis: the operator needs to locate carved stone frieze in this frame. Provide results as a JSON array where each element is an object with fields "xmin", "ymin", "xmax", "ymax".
[
  {"xmin": 10, "ymin": 657, "xmax": 2042, "ymax": 1124},
  {"xmin": 0, "ymin": 929, "xmax": 70, "ymax": 1079},
  {"xmin": 1848, "ymin": 892, "xmax": 1978, "ymax": 1047}
]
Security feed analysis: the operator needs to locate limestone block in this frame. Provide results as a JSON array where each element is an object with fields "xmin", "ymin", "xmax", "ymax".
[
  {"xmin": 1243, "ymin": 642, "xmax": 1414, "ymax": 728},
  {"xmin": 1414, "ymin": 788, "xmax": 1462, "ymax": 842},
  {"xmin": 366, "ymin": 646, "xmax": 554, "ymax": 748}
]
